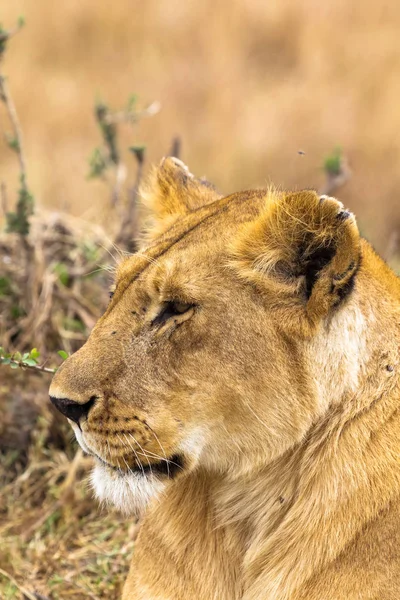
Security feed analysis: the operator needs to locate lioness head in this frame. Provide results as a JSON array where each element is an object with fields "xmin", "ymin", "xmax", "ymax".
[{"xmin": 49, "ymin": 158, "xmax": 362, "ymax": 515}]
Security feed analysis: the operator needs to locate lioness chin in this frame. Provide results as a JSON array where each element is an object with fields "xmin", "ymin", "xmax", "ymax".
[{"xmin": 50, "ymin": 158, "xmax": 400, "ymax": 600}]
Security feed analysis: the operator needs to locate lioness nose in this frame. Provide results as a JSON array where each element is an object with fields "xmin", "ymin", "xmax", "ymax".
[{"xmin": 49, "ymin": 395, "xmax": 97, "ymax": 424}]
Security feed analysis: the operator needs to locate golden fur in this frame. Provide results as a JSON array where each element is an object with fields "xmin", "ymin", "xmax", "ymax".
[{"xmin": 50, "ymin": 158, "xmax": 400, "ymax": 599}]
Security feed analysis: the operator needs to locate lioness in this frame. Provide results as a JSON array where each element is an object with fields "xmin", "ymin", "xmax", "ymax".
[{"xmin": 50, "ymin": 158, "xmax": 400, "ymax": 600}]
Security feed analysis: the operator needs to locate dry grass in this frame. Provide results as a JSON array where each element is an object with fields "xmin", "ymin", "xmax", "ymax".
[
  {"xmin": 0, "ymin": 209, "xmax": 113, "ymax": 354},
  {"xmin": 0, "ymin": 370, "xmax": 135, "ymax": 600},
  {"xmin": 0, "ymin": 209, "xmax": 137, "ymax": 598}
]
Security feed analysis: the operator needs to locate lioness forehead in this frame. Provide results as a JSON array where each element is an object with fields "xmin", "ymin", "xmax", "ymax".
[{"xmin": 116, "ymin": 189, "xmax": 266, "ymax": 286}]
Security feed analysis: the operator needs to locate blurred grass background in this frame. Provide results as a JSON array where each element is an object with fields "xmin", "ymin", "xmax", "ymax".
[
  {"xmin": 2, "ymin": 0, "xmax": 400, "ymax": 253},
  {"xmin": 2, "ymin": 1, "xmax": 400, "ymax": 598}
]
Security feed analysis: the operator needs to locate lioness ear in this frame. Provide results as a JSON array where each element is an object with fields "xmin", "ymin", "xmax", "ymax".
[
  {"xmin": 232, "ymin": 190, "xmax": 361, "ymax": 328},
  {"xmin": 140, "ymin": 157, "xmax": 222, "ymax": 240}
]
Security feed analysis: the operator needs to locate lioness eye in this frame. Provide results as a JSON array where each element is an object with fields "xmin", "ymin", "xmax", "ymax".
[
  {"xmin": 109, "ymin": 291, "xmax": 114, "ymax": 299},
  {"xmin": 152, "ymin": 301, "xmax": 193, "ymax": 326},
  {"xmin": 173, "ymin": 301, "xmax": 191, "ymax": 314}
]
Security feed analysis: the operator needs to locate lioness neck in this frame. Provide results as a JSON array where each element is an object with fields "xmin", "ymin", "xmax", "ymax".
[
  {"xmin": 218, "ymin": 246, "xmax": 400, "ymax": 599},
  {"xmin": 131, "ymin": 243, "xmax": 400, "ymax": 600}
]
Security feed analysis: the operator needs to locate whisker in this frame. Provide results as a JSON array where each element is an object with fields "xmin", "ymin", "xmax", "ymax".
[
  {"xmin": 106, "ymin": 439, "xmax": 113, "ymax": 464},
  {"xmin": 134, "ymin": 251, "xmax": 162, "ymax": 268},
  {"xmin": 122, "ymin": 433, "xmax": 152, "ymax": 476},
  {"xmin": 99, "ymin": 242, "xmax": 122, "ymax": 265},
  {"xmin": 117, "ymin": 433, "xmax": 145, "ymax": 477},
  {"xmin": 125, "ymin": 433, "xmax": 154, "ymax": 477},
  {"xmin": 134, "ymin": 450, "xmax": 183, "ymax": 471},
  {"xmin": 243, "ymin": 399, "xmax": 274, "ymax": 435},
  {"xmin": 145, "ymin": 424, "xmax": 170, "ymax": 478},
  {"xmin": 110, "ymin": 241, "xmax": 125, "ymax": 259},
  {"xmin": 220, "ymin": 422, "xmax": 243, "ymax": 455}
]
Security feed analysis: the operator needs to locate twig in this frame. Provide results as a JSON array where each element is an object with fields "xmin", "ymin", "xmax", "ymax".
[
  {"xmin": 0, "ymin": 73, "xmax": 27, "ymax": 186},
  {"xmin": 0, "ymin": 567, "xmax": 38, "ymax": 600},
  {"xmin": 0, "ymin": 180, "xmax": 7, "ymax": 215},
  {"xmin": 0, "ymin": 359, "xmax": 56, "ymax": 374},
  {"xmin": 169, "ymin": 136, "xmax": 181, "ymax": 159},
  {"xmin": 0, "ymin": 22, "xmax": 24, "ymax": 45},
  {"xmin": 114, "ymin": 147, "xmax": 144, "ymax": 251}
]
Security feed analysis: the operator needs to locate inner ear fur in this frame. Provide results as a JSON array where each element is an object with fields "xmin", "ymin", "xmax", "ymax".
[
  {"xmin": 139, "ymin": 157, "xmax": 222, "ymax": 240},
  {"xmin": 232, "ymin": 189, "xmax": 361, "ymax": 325}
]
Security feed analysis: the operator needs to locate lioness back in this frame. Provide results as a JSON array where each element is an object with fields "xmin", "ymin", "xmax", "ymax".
[{"xmin": 50, "ymin": 158, "xmax": 400, "ymax": 600}]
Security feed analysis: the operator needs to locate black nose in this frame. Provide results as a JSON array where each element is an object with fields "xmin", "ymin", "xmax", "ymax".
[{"xmin": 49, "ymin": 395, "xmax": 97, "ymax": 424}]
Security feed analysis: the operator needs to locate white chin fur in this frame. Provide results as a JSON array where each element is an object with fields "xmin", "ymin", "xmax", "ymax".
[{"xmin": 90, "ymin": 462, "xmax": 165, "ymax": 516}]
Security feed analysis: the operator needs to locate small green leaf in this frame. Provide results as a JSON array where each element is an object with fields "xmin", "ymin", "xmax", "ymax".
[
  {"xmin": 63, "ymin": 316, "xmax": 85, "ymax": 333},
  {"xmin": 87, "ymin": 147, "xmax": 108, "ymax": 179},
  {"xmin": 57, "ymin": 350, "xmax": 69, "ymax": 360},
  {"xmin": 30, "ymin": 348, "xmax": 40, "ymax": 359},
  {"xmin": 13, "ymin": 351, "xmax": 22, "ymax": 361},
  {"xmin": 10, "ymin": 362, "xmax": 19, "ymax": 369},
  {"xmin": 324, "ymin": 147, "xmax": 342, "ymax": 177},
  {"xmin": 5, "ymin": 134, "xmax": 20, "ymax": 153},
  {"xmin": 0, "ymin": 276, "xmax": 12, "ymax": 296},
  {"xmin": 22, "ymin": 352, "xmax": 29, "ymax": 360},
  {"xmin": 129, "ymin": 145, "xmax": 145, "ymax": 165},
  {"xmin": 54, "ymin": 262, "xmax": 69, "ymax": 286},
  {"xmin": 1, "ymin": 357, "xmax": 11, "ymax": 365},
  {"xmin": 23, "ymin": 358, "xmax": 38, "ymax": 366},
  {"xmin": 127, "ymin": 93, "xmax": 138, "ymax": 111},
  {"xmin": 17, "ymin": 15, "xmax": 26, "ymax": 28}
]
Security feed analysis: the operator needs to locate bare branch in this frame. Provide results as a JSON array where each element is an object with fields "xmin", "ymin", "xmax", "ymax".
[
  {"xmin": 0, "ymin": 72, "xmax": 28, "ymax": 185},
  {"xmin": 0, "ymin": 181, "xmax": 7, "ymax": 215},
  {"xmin": 169, "ymin": 136, "xmax": 181, "ymax": 159}
]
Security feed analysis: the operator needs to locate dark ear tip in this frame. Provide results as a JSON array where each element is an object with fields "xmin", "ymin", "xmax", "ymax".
[{"xmin": 336, "ymin": 210, "xmax": 352, "ymax": 222}]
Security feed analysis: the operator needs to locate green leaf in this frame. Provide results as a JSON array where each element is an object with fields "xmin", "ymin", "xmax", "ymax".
[
  {"xmin": 63, "ymin": 316, "xmax": 85, "ymax": 333},
  {"xmin": 0, "ymin": 276, "xmax": 12, "ymax": 297},
  {"xmin": 23, "ymin": 358, "xmax": 37, "ymax": 366},
  {"xmin": 17, "ymin": 15, "xmax": 26, "ymax": 28},
  {"xmin": 1, "ymin": 357, "xmax": 11, "ymax": 365},
  {"xmin": 13, "ymin": 351, "xmax": 22, "ymax": 361},
  {"xmin": 5, "ymin": 134, "xmax": 20, "ymax": 153},
  {"xmin": 6, "ymin": 182, "xmax": 35, "ymax": 236},
  {"xmin": 30, "ymin": 348, "xmax": 40, "ymax": 360},
  {"xmin": 57, "ymin": 350, "xmax": 69, "ymax": 360},
  {"xmin": 11, "ymin": 305, "xmax": 25, "ymax": 319},
  {"xmin": 324, "ymin": 147, "xmax": 342, "ymax": 177},
  {"xmin": 53, "ymin": 262, "xmax": 69, "ymax": 287},
  {"xmin": 129, "ymin": 145, "xmax": 146, "ymax": 165},
  {"xmin": 127, "ymin": 93, "xmax": 138, "ymax": 111},
  {"xmin": 87, "ymin": 147, "xmax": 108, "ymax": 179},
  {"xmin": 10, "ymin": 362, "xmax": 19, "ymax": 369}
]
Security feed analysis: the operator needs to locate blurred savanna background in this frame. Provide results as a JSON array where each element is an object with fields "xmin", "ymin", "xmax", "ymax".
[{"xmin": 1, "ymin": 1, "xmax": 400, "ymax": 598}]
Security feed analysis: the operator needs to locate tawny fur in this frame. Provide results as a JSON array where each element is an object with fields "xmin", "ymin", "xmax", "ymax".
[{"xmin": 50, "ymin": 158, "xmax": 400, "ymax": 599}]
